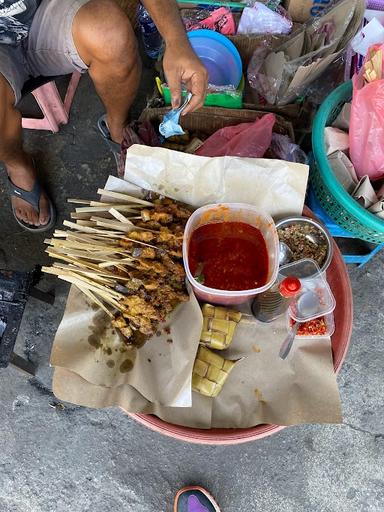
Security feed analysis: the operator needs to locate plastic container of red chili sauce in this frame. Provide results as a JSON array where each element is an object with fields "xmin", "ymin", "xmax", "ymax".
[{"xmin": 183, "ymin": 203, "xmax": 279, "ymax": 305}]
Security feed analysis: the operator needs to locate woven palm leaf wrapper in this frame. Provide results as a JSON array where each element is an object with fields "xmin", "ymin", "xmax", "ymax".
[
  {"xmin": 192, "ymin": 346, "xmax": 238, "ymax": 398},
  {"xmin": 200, "ymin": 304, "xmax": 242, "ymax": 350}
]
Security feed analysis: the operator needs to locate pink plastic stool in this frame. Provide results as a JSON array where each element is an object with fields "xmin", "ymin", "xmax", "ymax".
[{"xmin": 22, "ymin": 71, "xmax": 81, "ymax": 133}]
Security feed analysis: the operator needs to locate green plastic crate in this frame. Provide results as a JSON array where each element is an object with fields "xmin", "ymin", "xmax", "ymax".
[
  {"xmin": 160, "ymin": 77, "xmax": 244, "ymax": 110},
  {"xmin": 311, "ymin": 80, "xmax": 384, "ymax": 244}
]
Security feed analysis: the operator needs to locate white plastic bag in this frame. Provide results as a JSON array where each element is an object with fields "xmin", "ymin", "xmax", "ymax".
[{"xmin": 238, "ymin": 3, "xmax": 292, "ymax": 35}]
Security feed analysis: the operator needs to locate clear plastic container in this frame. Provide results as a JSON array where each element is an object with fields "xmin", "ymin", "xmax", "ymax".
[
  {"xmin": 287, "ymin": 313, "xmax": 335, "ymax": 339},
  {"xmin": 279, "ymin": 259, "xmax": 336, "ymax": 322},
  {"xmin": 182, "ymin": 203, "xmax": 279, "ymax": 305}
]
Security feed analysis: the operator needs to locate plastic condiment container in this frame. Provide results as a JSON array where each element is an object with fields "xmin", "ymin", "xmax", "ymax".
[
  {"xmin": 279, "ymin": 259, "xmax": 336, "ymax": 322},
  {"xmin": 287, "ymin": 313, "xmax": 335, "ymax": 339},
  {"xmin": 182, "ymin": 203, "xmax": 279, "ymax": 306}
]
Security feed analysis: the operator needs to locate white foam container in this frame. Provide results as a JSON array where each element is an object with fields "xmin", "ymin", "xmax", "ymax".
[{"xmin": 182, "ymin": 203, "xmax": 279, "ymax": 306}]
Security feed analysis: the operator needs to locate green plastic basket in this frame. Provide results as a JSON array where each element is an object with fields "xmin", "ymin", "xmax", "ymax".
[{"xmin": 311, "ymin": 80, "xmax": 384, "ymax": 244}]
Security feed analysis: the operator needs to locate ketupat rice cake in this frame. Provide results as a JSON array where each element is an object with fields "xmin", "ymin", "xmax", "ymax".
[
  {"xmin": 192, "ymin": 346, "xmax": 237, "ymax": 398},
  {"xmin": 200, "ymin": 304, "xmax": 242, "ymax": 350}
]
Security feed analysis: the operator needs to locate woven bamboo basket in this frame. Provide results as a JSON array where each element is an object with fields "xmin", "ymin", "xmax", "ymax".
[{"xmin": 115, "ymin": 0, "xmax": 139, "ymax": 27}]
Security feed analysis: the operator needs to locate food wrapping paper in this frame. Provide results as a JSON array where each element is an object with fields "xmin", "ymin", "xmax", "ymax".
[
  {"xmin": 51, "ymin": 286, "xmax": 202, "ymax": 407},
  {"xmin": 53, "ymin": 304, "xmax": 341, "ymax": 427},
  {"xmin": 123, "ymin": 145, "xmax": 309, "ymax": 219},
  {"xmin": 52, "ymin": 157, "xmax": 342, "ymax": 427}
]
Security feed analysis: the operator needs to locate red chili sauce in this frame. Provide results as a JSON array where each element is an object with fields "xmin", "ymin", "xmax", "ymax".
[{"xmin": 188, "ymin": 221, "xmax": 269, "ymax": 291}]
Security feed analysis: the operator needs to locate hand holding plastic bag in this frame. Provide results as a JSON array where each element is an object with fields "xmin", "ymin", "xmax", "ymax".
[
  {"xmin": 349, "ymin": 44, "xmax": 384, "ymax": 181},
  {"xmin": 195, "ymin": 113, "xmax": 276, "ymax": 158}
]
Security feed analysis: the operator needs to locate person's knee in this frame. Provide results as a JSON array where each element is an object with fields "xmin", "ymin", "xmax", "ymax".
[
  {"xmin": 0, "ymin": 74, "xmax": 17, "ymax": 111},
  {"xmin": 73, "ymin": 0, "xmax": 139, "ymax": 74}
]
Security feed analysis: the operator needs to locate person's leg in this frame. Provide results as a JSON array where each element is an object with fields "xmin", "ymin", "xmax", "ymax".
[
  {"xmin": 0, "ymin": 49, "xmax": 50, "ymax": 227},
  {"xmin": 72, "ymin": 0, "xmax": 141, "ymax": 144}
]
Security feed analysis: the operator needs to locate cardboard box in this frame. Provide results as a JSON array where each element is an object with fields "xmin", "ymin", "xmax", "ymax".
[
  {"xmin": 250, "ymin": 0, "xmax": 365, "ymax": 105},
  {"xmin": 284, "ymin": 0, "xmax": 335, "ymax": 23}
]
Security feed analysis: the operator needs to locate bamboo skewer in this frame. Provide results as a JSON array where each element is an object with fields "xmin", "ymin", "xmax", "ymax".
[
  {"xmin": 75, "ymin": 205, "xmax": 140, "ymax": 214},
  {"xmin": 76, "ymin": 220, "xmax": 97, "ymax": 227},
  {"xmin": 42, "ymin": 267, "xmax": 125, "ymax": 301},
  {"xmin": 67, "ymin": 198, "xmax": 92, "ymax": 205},
  {"xmin": 99, "ymin": 258, "xmax": 137, "ymax": 269},
  {"xmin": 46, "ymin": 249, "xmax": 104, "ymax": 271},
  {"xmin": 123, "ymin": 237, "xmax": 166, "ymax": 252},
  {"xmin": 63, "ymin": 220, "xmax": 123, "ymax": 236},
  {"xmin": 97, "ymin": 189, "xmax": 154, "ymax": 207},
  {"xmin": 109, "ymin": 208, "xmax": 134, "ymax": 224},
  {"xmin": 90, "ymin": 217, "xmax": 135, "ymax": 232},
  {"xmin": 51, "ymin": 265, "xmax": 116, "ymax": 286},
  {"xmin": 64, "ymin": 232, "xmax": 120, "ymax": 245},
  {"xmin": 47, "ymin": 247, "xmax": 133, "ymax": 264},
  {"xmin": 52, "ymin": 263, "xmax": 129, "ymax": 281},
  {"xmin": 75, "ymin": 284, "xmax": 114, "ymax": 319},
  {"xmin": 59, "ymin": 274, "xmax": 122, "ymax": 310},
  {"xmin": 45, "ymin": 238, "xmax": 122, "ymax": 253}
]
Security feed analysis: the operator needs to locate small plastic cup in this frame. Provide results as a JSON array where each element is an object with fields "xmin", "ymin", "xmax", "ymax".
[
  {"xmin": 287, "ymin": 313, "xmax": 335, "ymax": 339},
  {"xmin": 279, "ymin": 259, "xmax": 336, "ymax": 322},
  {"xmin": 182, "ymin": 203, "xmax": 279, "ymax": 305}
]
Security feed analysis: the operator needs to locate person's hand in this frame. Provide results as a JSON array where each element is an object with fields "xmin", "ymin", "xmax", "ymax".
[{"xmin": 163, "ymin": 42, "xmax": 208, "ymax": 115}]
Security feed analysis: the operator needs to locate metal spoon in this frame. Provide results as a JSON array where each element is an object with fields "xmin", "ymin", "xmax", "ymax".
[
  {"xmin": 279, "ymin": 241, "xmax": 293, "ymax": 266},
  {"xmin": 167, "ymin": 92, "xmax": 193, "ymax": 117},
  {"xmin": 279, "ymin": 290, "xmax": 320, "ymax": 360}
]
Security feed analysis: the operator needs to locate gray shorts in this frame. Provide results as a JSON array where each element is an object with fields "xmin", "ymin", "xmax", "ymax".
[{"xmin": 0, "ymin": 0, "xmax": 91, "ymax": 104}]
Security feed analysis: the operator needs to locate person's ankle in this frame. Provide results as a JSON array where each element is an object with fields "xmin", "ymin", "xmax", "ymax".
[
  {"xmin": 106, "ymin": 117, "xmax": 125, "ymax": 145},
  {"xmin": 5, "ymin": 153, "xmax": 35, "ymax": 177}
]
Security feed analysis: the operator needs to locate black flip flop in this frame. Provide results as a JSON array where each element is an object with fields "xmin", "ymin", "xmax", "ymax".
[
  {"xmin": 8, "ymin": 177, "xmax": 56, "ymax": 233},
  {"xmin": 97, "ymin": 115, "xmax": 123, "ymax": 173}
]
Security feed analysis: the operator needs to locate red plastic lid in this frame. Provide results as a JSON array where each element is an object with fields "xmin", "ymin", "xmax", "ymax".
[{"xmin": 279, "ymin": 276, "xmax": 301, "ymax": 298}]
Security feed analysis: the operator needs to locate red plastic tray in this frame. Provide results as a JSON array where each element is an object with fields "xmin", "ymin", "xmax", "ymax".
[{"xmin": 128, "ymin": 212, "xmax": 353, "ymax": 444}]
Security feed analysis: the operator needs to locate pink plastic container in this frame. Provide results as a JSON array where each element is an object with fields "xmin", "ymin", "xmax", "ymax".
[{"xmin": 182, "ymin": 203, "xmax": 279, "ymax": 306}]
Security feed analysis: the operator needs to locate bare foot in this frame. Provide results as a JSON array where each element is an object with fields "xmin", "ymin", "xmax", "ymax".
[{"xmin": 7, "ymin": 156, "xmax": 51, "ymax": 227}]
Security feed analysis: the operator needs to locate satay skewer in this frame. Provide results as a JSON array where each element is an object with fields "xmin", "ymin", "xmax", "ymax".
[
  {"xmin": 63, "ymin": 220, "xmax": 124, "ymax": 236},
  {"xmin": 75, "ymin": 205, "xmax": 140, "ymax": 214},
  {"xmin": 45, "ymin": 238, "xmax": 122, "ymax": 253},
  {"xmin": 98, "ymin": 258, "xmax": 138, "ymax": 269},
  {"xmin": 122, "ymin": 237, "xmax": 167, "ymax": 252},
  {"xmin": 52, "ymin": 263, "xmax": 117, "ymax": 284},
  {"xmin": 47, "ymin": 248, "xmax": 135, "ymax": 264},
  {"xmin": 109, "ymin": 208, "xmax": 133, "ymax": 224},
  {"xmin": 67, "ymin": 198, "xmax": 92, "ymax": 205},
  {"xmin": 75, "ymin": 284, "xmax": 115, "ymax": 319},
  {"xmin": 52, "ymin": 263, "xmax": 129, "ymax": 281},
  {"xmin": 42, "ymin": 267, "xmax": 125, "ymax": 301},
  {"xmin": 46, "ymin": 249, "xmax": 114, "ymax": 272},
  {"xmin": 90, "ymin": 217, "xmax": 135, "ymax": 232},
  {"xmin": 97, "ymin": 189, "xmax": 154, "ymax": 207},
  {"xmin": 57, "ymin": 274, "xmax": 123, "ymax": 310}
]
